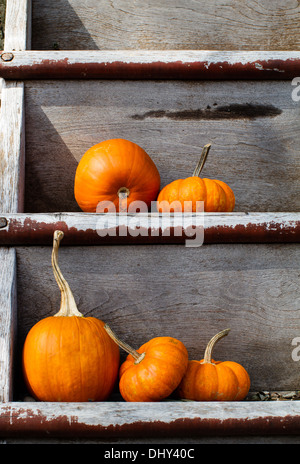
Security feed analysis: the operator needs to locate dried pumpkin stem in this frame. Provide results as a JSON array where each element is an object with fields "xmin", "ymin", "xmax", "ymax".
[
  {"xmin": 203, "ymin": 328, "xmax": 230, "ymax": 364},
  {"xmin": 117, "ymin": 187, "xmax": 130, "ymax": 198},
  {"xmin": 104, "ymin": 324, "xmax": 145, "ymax": 364},
  {"xmin": 192, "ymin": 143, "xmax": 212, "ymax": 177},
  {"xmin": 52, "ymin": 230, "xmax": 83, "ymax": 317},
  {"xmin": 117, "ymin": 187, "xmax": 130, "ymax": 213}
]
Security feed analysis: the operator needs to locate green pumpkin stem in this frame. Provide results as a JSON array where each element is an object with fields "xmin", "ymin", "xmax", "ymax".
[
  {"xmin": 52, "ymin": 230, "xmax": 83, "ymax": 317},
  {"xmin": 203, "ymin": 328, "xmax": 230, "ymax": 364},
  {"xmin": 192, "ymin": 143, "xmax": 212, "ymax": 177}
]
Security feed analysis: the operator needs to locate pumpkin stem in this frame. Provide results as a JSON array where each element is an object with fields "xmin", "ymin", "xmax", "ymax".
[
  {"xmin": 192, "ymin": 143, "xmax": 212, "ymax": 177},
  {"xmin": 117, "ymin": 187, "xmax": 130, "ymax": 198},
  {"xmin": 104, "ymin": 324, "xmax": 146, "ymax": 364},
  {"xmin": 203, "ymin": 328, "xmax": 230, "ymax": 364},
  {"xmin": 52, "ymin": 230, "xmax": 83, "ymax": 317},
  {"xmin": 117, "ymin": 187, "xmax": 130, "ymax": 212}
]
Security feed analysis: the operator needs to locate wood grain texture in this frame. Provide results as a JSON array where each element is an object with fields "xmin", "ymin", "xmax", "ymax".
[
  {"xmin": 1, "ymin": 50, "xmax": 300, "ymax": 80},
  {"xmin": 0, "ymin": 0, "xmax": 30, "ymax": 214},
  {"xmin": 1, "ymin": 401, "xmax": 300, "ymax": 439},
  {"xmin": 4, "ymin": 0, "xmax": 31, "ymax": 51},
  {"xmin": 0, "ymin": 248, "xmax": 16, "ymax": 402},
  {"xmin": 0, "ymin": 80, "xmax": 25, "ymax": 214},
  {"xmin": 31, "ymin": 0, "xmax": 300, "ymax": 51},
  {"xmin": 15, "ymin": 243, "xmax": 300, "ymax": 393},
  {"xmin": 0, "ymin": 0, "xmax": 29, "ymax": 404},
  {"xmin": 0, "ymin": 212, "xmax": 299, "ymax": 245},
  {"xmin": 24, "ymin": 79, "xmax": 300, "ymax": 212}
]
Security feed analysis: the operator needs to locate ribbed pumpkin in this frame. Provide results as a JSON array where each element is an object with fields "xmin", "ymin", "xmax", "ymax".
[
  {"xmin": 157, "ymin": 144, "xmax": 235, "ymax": 213},
  {"xmin": 177, "ymin": 329, "xmax": 250, "ymax": 401},
  {"xmin": 104, "ymin": 325, "xmax": 189, "ymax": 402},
  {"xmin": 22, "ymin": 230, "xmax": 120, "ymax": 402},
  {"xmin": 74, "ymin": 138, "xmax": 160, "ymax": 212}
]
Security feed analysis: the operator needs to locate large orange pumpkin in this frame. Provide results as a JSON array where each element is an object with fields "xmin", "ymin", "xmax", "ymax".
[
  {"xmin": 74, "ymin": 138, "xmax": 160, "ymax": 212},
  {"xmin": 177, "ymin": 329, "xmax": 250, "ymax": 401},
  {"xmin": 104, "ymin": 325, "xmax": 189, "ymax": 402},
  {"xmin": 22, "ymin": 230, "xmax": 120, "ymax": 402},
  {"xmin": 157, "ymin": 144, "xmax": 235, "ymax": 213}
]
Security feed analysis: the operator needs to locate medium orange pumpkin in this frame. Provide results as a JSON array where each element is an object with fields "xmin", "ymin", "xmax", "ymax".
[
  {"xmin": 157, "ymin": 144, "xmax": 235, "ymax": 213},
  {"xmin": 74, "ymin": 138, "xmax": 160, "ymax": 212},
  {"xmin": 177, "ymin": 329, "xmax": 250, "ymax": 401},
  {"xmin": 104, "ymin": 325, "xmax": 189, "ymax": 402},
  {"xmin": 22, "ymin": 230, "xmax": 120, "ymax": 402}
]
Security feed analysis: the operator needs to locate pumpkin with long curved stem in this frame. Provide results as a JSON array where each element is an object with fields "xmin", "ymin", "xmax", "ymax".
[
  {"xmin": 74, "ymin": 138, "xmax": 160, "ymax": 212},
  {"xmin": 157, "ymin": 144, "xmax": 235, "ymax": 213},
  {"xmin": 104, "ymin": 325, "xmax": 189, "ymax": 402},
  {"xmin": 22, "ymin": 230, "xmax": 120, "ymax": 402},
  {"xmin": 176, "ymin": 329, "xmax": 250, "ymax": 401}
]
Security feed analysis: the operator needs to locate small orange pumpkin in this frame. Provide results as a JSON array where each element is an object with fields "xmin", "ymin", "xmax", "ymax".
[
  {"xmin": 22, "ymin": 231, "xmax": 120, "ymax": 402},
  {"xmin": 177, "ymin": 329, "xmax": 250, "ymax": 401},
  {"xmin": 104, "ymin": 325, "xmax": 189, "ymax": 402},
  {"xmin": 74, "ymin": 138, "xmax": 160, "ymax": 212},
  {"xmin": 157, "ymin": 144, "xmax": 235, "ymax": 213}
]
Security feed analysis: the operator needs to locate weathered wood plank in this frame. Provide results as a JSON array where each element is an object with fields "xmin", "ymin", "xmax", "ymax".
[
  {"xmin": 1, "ymin": 50, "xmax": 300, "ymax": 79},
  {"xmin": 0, "ymin": 248, "xmax": 17, "ymax": 402},
  {"xmin": 0, "ymin": 212, "xmax": 299, "ymax": 245},
  {"xmin": 0, "ymin": 0, "xmax": 30, "ymax": 214},
  {"xmin": 4, "ymin": 0, "xmax": 31, "ymax": 51},
  {"xmin": 31, "ymin": 0, "xmax": 300, "ymax": 51},
  {"xmin": 24, "ymin": 79, "xmax": 300, "ymax": 213},
  {"xmin": 0, "ymin": 80, "xmax": 25, "ymax": 214},
  {"xmin": 1, "ymin": 401, "xmax": 300, "ymax": 438},
  {"xmin": 15, "ymin": 243, "xmax": 300, "ymax": 392},
  {"xmin": 0, "ymin": 0, "xmax": 30, "ymax": 405}
]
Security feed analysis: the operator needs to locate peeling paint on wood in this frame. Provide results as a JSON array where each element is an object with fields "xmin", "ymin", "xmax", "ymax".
[
  {"xmin": 0, "ymin": 213, "xmax": 298, "ymax": 245},
  {"xmin": 0, "ymin": 402, "xmax": 300, "ymax": 438},
  {"xmin": 0, "ymin": 51, "xmax": 300, "ymax": 79}
]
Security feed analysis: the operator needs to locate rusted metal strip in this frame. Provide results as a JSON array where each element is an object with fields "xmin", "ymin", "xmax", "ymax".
[
  {"xmin": 0, "ymin": 402, "xmax": 300, "ymax": 438},
  {"xmin": 0, "ymin": 213, "xmax": 299, "ymax": 245},
  {"xmin": 0, "ymin": 50, "xmax": 300, "ymax": 80}
]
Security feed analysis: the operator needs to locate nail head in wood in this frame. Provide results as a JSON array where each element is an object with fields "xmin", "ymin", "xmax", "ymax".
[
  {"xmin": 0, "ymin": 218, "xmax": 8, "ymax": 228},
  {"xmin": 1, "ymin": 52, "xmax": 14, "ymax": 62}
]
